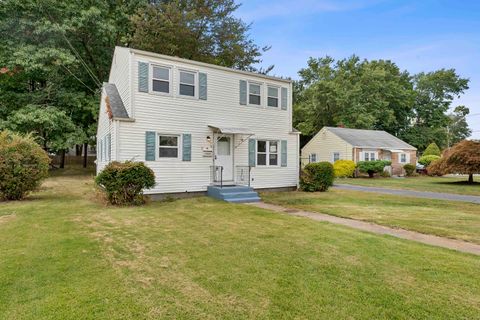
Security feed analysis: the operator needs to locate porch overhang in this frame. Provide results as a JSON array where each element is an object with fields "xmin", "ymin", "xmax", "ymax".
[
  {"xmin": 386, "ymin": 149, "xmax": 404, "ymax": 153},
  {"xmin": 208, "ymin": 125, "xmax": 254, "ymax": 135}
]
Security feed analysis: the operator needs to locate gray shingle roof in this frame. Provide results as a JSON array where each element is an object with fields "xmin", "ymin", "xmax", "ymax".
[
  {"xmin": 103, "ymin": 83, "xmax": 130, "ymax": 119},
  {"xmin": 326, "ymin": 127, "xmax": 416, "ymax": 150}
]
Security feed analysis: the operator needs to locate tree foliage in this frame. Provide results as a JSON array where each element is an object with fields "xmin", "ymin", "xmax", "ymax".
[
  {"xmin": 418, "ymin": 154, "xmax": 440, "ymax": 166},
  {"xmin": 0, "ymin": 130, "xmax": 50, "ymax": 200},
  {"xmin": 428, "ymin": 140, "xmax": 480, "ymax": 183},
  {"xmin": 357, "ymin": 160, "xmax": 391, "ymax": 178},
  {"xmin": 423, "ymin": 142, "xmax": 441, "ymax": 156},
  {"xmin": 129, "ymin": 0, "xmax": 271, "ymax": 72},
  {"xmin": 294, "ymin": 58, "xmax": 471, "ymax": 151}
]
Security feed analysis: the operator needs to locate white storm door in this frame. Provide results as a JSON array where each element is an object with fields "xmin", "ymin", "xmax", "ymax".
[{"xmin": 215, "ymin": 135, "xmax": 233, "ymax": 181}]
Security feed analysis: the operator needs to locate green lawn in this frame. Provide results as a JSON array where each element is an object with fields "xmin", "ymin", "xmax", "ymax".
[
  {"xmin": 262, "ymin": 189, "xmax": 480, "ymax": 244},
  {"xmin": 1, "ymin": 171, "xmax": 480, "ymax": 319},
  {"xmin": 337, "ymin": 175, "xmax": 480, "ymax": 196}
]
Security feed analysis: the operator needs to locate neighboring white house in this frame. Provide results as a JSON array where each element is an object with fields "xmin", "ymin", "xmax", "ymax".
[
  {"xmin": 301, "ymin": 126, "xmax": 417, "ymax": 175},
  {"xmin": 96, "ymin": 46, "xmax": 300, "ymax": 198}
]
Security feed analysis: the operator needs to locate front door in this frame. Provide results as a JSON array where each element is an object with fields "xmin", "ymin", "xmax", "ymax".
[{"xmin": 215, "ymin": 134, "xmax": 233, "ymax": 181}]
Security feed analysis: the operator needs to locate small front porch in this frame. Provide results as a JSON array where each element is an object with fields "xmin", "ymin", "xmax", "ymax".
[{"xmin": 207, "ymin": 125, "xmax": 260, "ymax": 202}]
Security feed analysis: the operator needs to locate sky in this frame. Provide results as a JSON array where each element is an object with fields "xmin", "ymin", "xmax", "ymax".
[{"xmin": 236, "ymin": 0, "xmax": 480, "ymax": 138}]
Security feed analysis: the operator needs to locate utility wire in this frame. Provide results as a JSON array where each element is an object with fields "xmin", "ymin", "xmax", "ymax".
[{"xmin": 60, "ymin": 64, "xmax": 98, "ymax": 94}]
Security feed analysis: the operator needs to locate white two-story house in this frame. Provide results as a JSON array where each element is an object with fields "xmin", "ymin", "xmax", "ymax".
[{"xmin": 96, "ymin": 46, "xmax": 300, "ymax": 201}]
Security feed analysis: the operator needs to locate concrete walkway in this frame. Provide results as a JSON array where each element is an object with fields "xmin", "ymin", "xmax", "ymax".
[
  {"xmin": 249, "ymin": 202, "xmax": 480, "ymax": 256},
  {"xmin": 334, "ymin": 184, "xmax": 480, "ymax": 204}
]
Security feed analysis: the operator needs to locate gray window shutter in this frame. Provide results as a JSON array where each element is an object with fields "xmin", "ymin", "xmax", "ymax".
[
  {"xmin": 182, "ymin": 133, "xmax": 192, "ymax": 161},
  {"xmin": 281, "ymin": 140, "xmax": 287, "ymax": 167},
  {"xmin": 138, "ymin": 62, "xmax": 149, "ymax": 92},
  {"xmin": 281, "ymin": 87, "xmax": 288, "ymax": 110},
  {"xmin": 240, "ymin": 80, "xmax": 247, "ymax": 105},
  {"xmin": 199, "ymin": 73, "xmax": 207, "ymax": 100},
  {"xmin": 107, "ymin": 133, "xmax": 111, "ymax": 161},
  {"xmin": 145, "ymin": 131, "xmax": 156, "ymax": 161},
  {"xmin": 248, "ymin": 139, "xmax": 256, "ymax": 167}
]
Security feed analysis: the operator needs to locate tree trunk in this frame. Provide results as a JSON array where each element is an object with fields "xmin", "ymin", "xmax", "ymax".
[
  {"xmin": 368, "ymin": 170, "xmax": 374, "ymax": 178},
  {"xmin": 60, "ymin": 150, "xmax": 66, "ymax": 169},
  {"xmin": 468, "ymin": 174, "xmax": 474, "ymax": 184},
  {"xmin": 76, "ymin": 144, "xmax": 82, "ymax": 156},
  {"xmin": 83, "ymin": 143, "xmax": 88, "ymax": 168}
]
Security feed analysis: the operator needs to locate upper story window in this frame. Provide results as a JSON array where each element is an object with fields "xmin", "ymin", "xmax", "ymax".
[
  {"xmin": 249, "ymin": 83, "xmax": 261, "ymax": 105},
  {"xmin": 179, "ymin": 70, "xmax": 196, "ymax": 97},
  {"xmin": 267, "ymin": 86, "xmax": 279, "ymax": 108},
  {"xmin": 152, "ymin": 65, "xmax": 170, "ymax": 94},
  {"xmin": 257, "ymin": 140, "xmax": 279, "ymax": 166},
  {"xmin": 159, "ymin": 135, "xmax": 179, "ymax": 158}
]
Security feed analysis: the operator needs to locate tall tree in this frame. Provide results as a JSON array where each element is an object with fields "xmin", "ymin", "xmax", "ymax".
[
  {"xmin": 294, "ymin": 56, "xmax": 415, "ymax": 138},
  {"xmin": 129, "ymin": 0, "xmax": 272, "ymax": 72},
  {"xmin": 400, "ymin": 69, "xmax": 469, "ymax": 150},
  {"xmin": 447, "ymin": 105, "xmax": 472, "ymax": 147}
]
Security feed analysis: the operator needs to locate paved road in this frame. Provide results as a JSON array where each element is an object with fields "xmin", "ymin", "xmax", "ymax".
[
  {"xmin": 249, "ymin": 202, "xmax": 480, "ymax": 256},
  {"xmin": 334, "ymin": 184, "xmax": 480, "ymax": 204}
]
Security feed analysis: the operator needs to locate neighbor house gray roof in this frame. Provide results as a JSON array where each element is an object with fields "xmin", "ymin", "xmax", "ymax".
[
  {"xmin": 326, "ymin": 127, "xmax": 416, "ymax": 150},
  {"xmin": 103, "ymin": 83, "xmax": 130, "ymax": 119}
]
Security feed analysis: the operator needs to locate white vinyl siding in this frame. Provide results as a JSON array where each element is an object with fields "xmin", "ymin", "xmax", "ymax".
[{"xmin": 110, "ymin": 47, "xmax": 297, "ymax": 194}]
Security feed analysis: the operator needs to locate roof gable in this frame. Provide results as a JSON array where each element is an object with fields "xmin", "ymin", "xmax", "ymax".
[
  {"xmin": 103, "ymin": 83, "xmax": 130, "ymax": 120},
  {"xmin": 326, "ymin": 127, "xmax": 416, "ymax": 150}
]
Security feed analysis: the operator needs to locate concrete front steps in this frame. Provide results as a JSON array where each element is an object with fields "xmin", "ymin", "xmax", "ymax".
[{"xmin": 207, "ymin": 185, "xmax": 261, "ymax": 203}]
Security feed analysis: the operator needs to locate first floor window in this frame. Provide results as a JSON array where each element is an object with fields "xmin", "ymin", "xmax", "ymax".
[
  {"xmin": 267, "ymin": 86, "xmax": 279, "ymax": 108},
  {"xmin": 152, "ymin": 65, "xmax": 170, "ymax": 93},
  {"xmin": 179, "ymin": 70, "xmax": 195, "ymax": 97},
  {"xmin": 257, "ymin": 140, "xmax": 279, "ymax": 166},
  {"xmin": 159, "ymin": 135, "xmax": 179, "ymax": 158},
  {"xmin": 310, "ymin": 153, "xmax": 317, "ymax": 163},
  {"xmin": 400, "ymin": 153, "xmax": 407, "ymax": 163},
  {"xmin": 249, "ymin": 83, "xmax": 261, "ymax": 105},
  {"xmin": 333, "ymin": 152, "xmax": 340, "ymax": 162},
  {"xmin": 364, "ymin": 152, "xmax": 376, "ymax": 161}
]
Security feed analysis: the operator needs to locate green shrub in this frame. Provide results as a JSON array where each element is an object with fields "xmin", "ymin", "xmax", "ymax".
[
  {"xmin": 379, "ymin": 170, "xmax": 391, "ymax": 178},
  {"xmin": 357, "ymin": 160, "xmax": 391, "ymax": 178},
  {"xmin": 333, "ymin": 160, "xmax": 356, "ymax": 178},
  {"xmin": 418, "ymin": 154, "xmax": 440, "ymax": 166},
  {"xmin": 403, "ymin": 163, "xmax": 416, "ymax": 176},
  {"xmin": 0, "ymin": 130, "xmax": 50, "ymax": 200},
  {"xmin": 300, "ymin": 162, "xmax": 335, "ymax": 192},
  {"xmin": 423, "ymin": 143, "xmax": 441, "ymax": 156},
  {"xmin": 95, "ymin": 161, "xmax": 156, "ymax": 205}
]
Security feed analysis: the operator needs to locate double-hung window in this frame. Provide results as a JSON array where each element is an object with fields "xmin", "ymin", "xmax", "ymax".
[
  {"xmin": 333, "ymin": 152, "xmax": 340, "ymax": 162},
  {"xmin": 257, "ymin": 140, "xmax": 279, "ymax": 166},
  {"xmin": 310, "ymin": 153, "xmax": 317, "ymax": 163},
  {"xmin": 400, "ymin": 153, "xmax": 407, "ymax": 163},
  {"xmin": 152, "ymin": 65, "xmax": 170, "ymax": 94},
  {"xmin": 179, "ymin": 70, "xmax": 196, "ymax": 97},
  {"xmin": 249, "ymin": 83, "xmax": 261, "ymax": 105},
  {"xmin": 159, "ymin": 135, "xmax": 179, "ymax": 158},
  {"xmin": 364, "ymin": 152, "xmax": 376, "ymax": 161},
  {"xmin": 267, "ymin": 86, "xmax": 279, "ymax": 108}
]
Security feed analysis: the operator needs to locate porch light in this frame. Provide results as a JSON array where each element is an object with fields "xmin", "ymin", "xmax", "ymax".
[{"xmin": 206, "ymin": 136, "xmax": 211, "ymax": 144}]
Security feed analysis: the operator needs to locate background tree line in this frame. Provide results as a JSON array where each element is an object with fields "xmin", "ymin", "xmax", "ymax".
[
  {"xmin": 294, "ymin": 56, "xmax": 472, "ymax": 151},
  {"xmin": 0, "ymin": 0, "xmax": 473, "ymax": 168}
]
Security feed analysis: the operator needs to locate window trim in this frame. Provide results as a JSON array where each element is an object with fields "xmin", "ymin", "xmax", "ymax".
[
  {"xmin": 247, "ymin": 81, "xmax": 262, "ymax": 107},
  {"xmin": 363, "ymin": 151, "xmax": 377, "ymax": 161},
  {"xmin": 400, "ymin": 153, "xmax": 407, "ymax": 163},
  {"xmin": 256, "ymin": 139, "xmax": 280, "ymax": 167},
  {"xmin": 157, "ymin": 133, "xmax": 181, "ymax": 159},
  {"xmin": 333, "ymin": 152, "xmax": 340, "ymax": 162},
  {"xmin": 310, "ymin": 153, "xmax": 317, "ymax": 163},
  {"xmin": 150, "ymin": 64, "xmax": 172, "ymax": 96},
  {"xmin": 267, "ymin": 85, "xmax": 279, "ymax": 108},
  {"xmin": 178, "ymin": 68, "xmax": 198, "ymax": 99}
]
